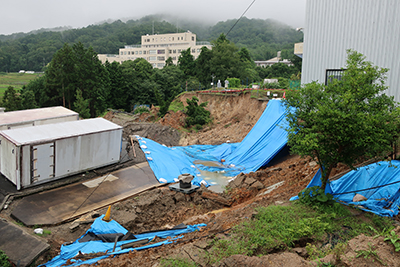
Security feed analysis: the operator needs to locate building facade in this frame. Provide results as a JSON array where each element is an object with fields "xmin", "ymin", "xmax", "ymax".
[
  {"xmin": 98, "ymin": 31, "xmax": 212, "ymax": 69},
  {"xmin": 301, "ymin": 0, "xmax": 400, "ymax": 101}
]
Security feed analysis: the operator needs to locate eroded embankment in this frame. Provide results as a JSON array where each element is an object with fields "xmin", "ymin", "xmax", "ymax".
[{"xmin": 176, "ymin": 92, "xmax": 268, "ymax": 145}]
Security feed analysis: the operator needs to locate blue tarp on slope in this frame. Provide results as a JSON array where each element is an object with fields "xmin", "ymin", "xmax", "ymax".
[
  {"xmin": 41, "ymin": 215, "xmax": 206, "ymax": 267},
  {"xmin": 291, "ymin": 161, "xmax": 400, "ymax": 217},
  {"xmin": 138, "ymin": 99, "xmax": 290, "ymax": 185}
]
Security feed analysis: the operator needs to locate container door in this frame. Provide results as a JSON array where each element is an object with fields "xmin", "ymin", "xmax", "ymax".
[{"xmin": 31, "ymin": 143, "xmax": 55, "ymax": 183}]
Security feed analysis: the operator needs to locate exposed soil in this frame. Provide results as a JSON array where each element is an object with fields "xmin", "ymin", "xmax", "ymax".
[{"xmin": 2, "ymin": 92, "xmax": 400, "ymax": 267}]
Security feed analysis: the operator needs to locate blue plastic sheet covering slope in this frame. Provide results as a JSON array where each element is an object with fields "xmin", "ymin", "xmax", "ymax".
[
  {"xmin": 138, "ymin": 99, "xmax": 290, "ymax": 186},
  {"xmin": 41, "ymin": 215, "xmax": 206, "ymax": 267},
  {"xmin": 290, "ymin": 161, "xmax": 400, "ymax": 217}
]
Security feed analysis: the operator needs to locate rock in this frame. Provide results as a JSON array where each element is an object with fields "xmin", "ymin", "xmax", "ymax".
[
  {"xmin": 174, "ymin": 192, "xmax": 186, "ymax": 203},
  {"xmin": 229, "ymin": 173, "xmax": 246, "ymax": 188},
  {"xmin": 250, "ymin": 181, "xmax": 264, "ymax": 190},
  {"xmin": 309, "ymin": 161, "xmax": 318, "ymax": 167},
  {"xmin": 244, "ymin": 177, "xmax": 257, "ymax": 186},
  {"xmin": 201, "ymin": 191, "xmax": 231, "ymax": 206},
  {"xmin": 292, "ymin": 247, "xmax": 308, "ymax": 258},
  {"xmin": 69, "ymin": 222, "xmax": 80, "ymax": 232},
  {"xmin": 269, "ymin": 167, "xmax": 282, "ymax": 172},
  {"xmin": 353, "ymin": 194, "xmax": 367, "ymax": 202}
]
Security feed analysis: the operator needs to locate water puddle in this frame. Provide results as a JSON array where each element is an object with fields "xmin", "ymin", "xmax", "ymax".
[{"xmin": 198, "ymin": 169, "xmax": 233, "ymax": 193}]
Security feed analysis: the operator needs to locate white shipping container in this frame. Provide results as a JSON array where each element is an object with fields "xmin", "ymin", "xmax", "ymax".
[
  {"xmin": 0, "ymin": 106, "xmax": 79, "ymax": 130},
  {"xmin": 0, "ymin": 118, "xmax": 122, "ymax": 190}
]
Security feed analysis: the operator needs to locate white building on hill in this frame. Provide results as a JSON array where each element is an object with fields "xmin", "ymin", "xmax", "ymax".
[{"xmin": 98, "ymin": 31, "xmax": 212, "ymax": 69}]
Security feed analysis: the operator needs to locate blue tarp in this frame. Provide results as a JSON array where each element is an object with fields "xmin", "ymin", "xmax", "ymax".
[
  {"xmin": 291, "ymin": 161, "xmax": 400, "ymax": 217},
  {"xmin": 41, "ymin": 215, "xmax": 206, "ymax": 267},
  {"xmin": 138, "ymin": 99, "xmax": 290, "ymax": 186}
]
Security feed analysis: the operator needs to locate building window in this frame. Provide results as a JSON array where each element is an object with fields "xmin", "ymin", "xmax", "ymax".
[
  {"xmin": 149, "ymin": 50, "xmax": 157, "ymax": 54},
  {"xmin": 178, "ymin": 49, "xmax": 182, "ymax": 53},
  {"xmin": 157, "ymin": 56, "xmax": 165, "ymax": 61},
  {"xmin": 172, "ymin": 37, "xmax": 174, "ymax": 41},
  {"xmin": 192, "ymin": 36, "xmax": 194, "ymax": 41},
  {"xmin": 197, "ymin": 49, "xmax": 201, "ymax": 53},
  {"xmin": 172, "ymin": 57, "xmax": 176, "ymax": 60},
  {"xmin": 120, "ymin": 52, "xmax": 123, "ymax": 55},
  {"xmin": 139, "ymin": 51, "xmax": 142, "ymax": 54},
  {"xmin": 128, "ymin": 51, "xmax": 131, "ymax": 55},
  {"xmin": 149, "ymin": 56, "xmax": 157, "ymax": 61},
  {"xmin": 192, "ymin": 49, "xmax": 195, "ymax": 53},
  {"xmin": 325, "ymin": 69, "xmax": 345, "ymax": 85},
  {"xmin": 143, "ymin": 51, "xmax": 147, "ymax": 54},
  {"xmin": 157, "ymin": 63, "xmax": 165, "ymax": 68},
  {"xmin": 157, "ymin": 49, "xmax": 165, "ymax": 54},
  {"xmin": 173, "ymin": 50, "xmax": 176, "ymax": 54},
  {"xmin": 124, "ymin": 51, "xmax": 127, "ymax": 55}
]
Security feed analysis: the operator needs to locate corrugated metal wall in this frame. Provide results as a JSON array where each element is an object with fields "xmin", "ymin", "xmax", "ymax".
[{"xmin": 302, "ymin": 0, "xmax": 400, "ymax": 101}]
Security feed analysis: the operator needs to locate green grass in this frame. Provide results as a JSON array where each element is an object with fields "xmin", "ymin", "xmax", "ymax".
[
  {"xmin": 168, "ymin": 99, "xmax": 185, "ymax": 113},
  {"xmin": 0, "ymin": 72, "xmax": 42, "ymax": 98},
  {"xmin": 206, "ymin": 202, "xmax": 394, "ymax": 264}
]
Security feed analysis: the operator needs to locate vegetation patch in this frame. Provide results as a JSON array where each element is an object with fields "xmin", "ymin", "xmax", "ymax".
[
  {"xmin": 206, "ymin": 202, "xmax": 393, "ymax": 264},
  {"xmin": 160, "ymin": 257, "xmax": 198, "ymax": 267}
]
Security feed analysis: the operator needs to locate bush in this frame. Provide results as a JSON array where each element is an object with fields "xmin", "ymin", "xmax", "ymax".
[
  {"xmin": 227, "ymin": 77, "xmax": 240, "ymax": 88},
  {"xmin": 0, "ymin": 250, "xmax": 12, "ymax": 267},
  {"xmin": 133, "ymin": 105, "xmax": 150, "ymax": 114},
  {"xmin": 185, "ymin": 96, "xmax": 211, "ymax": 128}
]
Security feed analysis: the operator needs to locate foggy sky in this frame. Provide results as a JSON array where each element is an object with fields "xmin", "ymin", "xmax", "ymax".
[{"xmin": 0, "ymin": 0, "xmax": 306, "ymax": 35}]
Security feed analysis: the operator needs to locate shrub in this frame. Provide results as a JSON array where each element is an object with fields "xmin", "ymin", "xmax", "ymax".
[
  {"xmin": 0, "ymin": 250, "xmax": 12, "ymax": 267},
  {"xmin": 185, "ymin": 96, "xmax": 211, "ymax": 128}
]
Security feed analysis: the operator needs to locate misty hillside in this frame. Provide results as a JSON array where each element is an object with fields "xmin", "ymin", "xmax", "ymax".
[{"xmin": 0, "ymin": 15, "xmax": 302, "ymax": 72}]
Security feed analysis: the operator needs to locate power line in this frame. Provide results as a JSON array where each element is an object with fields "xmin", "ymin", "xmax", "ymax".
[{"xmin": 226, "ymin": 0, "xmax": 257, "ymax": 38}]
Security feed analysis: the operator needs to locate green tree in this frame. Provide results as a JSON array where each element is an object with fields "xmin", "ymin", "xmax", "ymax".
[
  {"xmin": 185, "ymin": 96, "xmax": 211, "ymax": 127},
  {"xmin": 20, "ymin": 88, "xmax": 38, "ymax": 109},
  {"xmin": 178, "ymin": 48, "xmax": 195, "ymax": 77},
  {"xmin": 153, "ymin": 64, "xmax": 184, "ymax": 117},
  {"xmin": 74, "ymin": 89, "xmax": 90, "ymax": 118},
  {"xmin": 72, "ymin": 43, "xmax": 109, "ymax": 117},
  {"xmin": 105, "ymin": 61, "xmax": 126, "ymax": 110},
  {"xmin": 209, "ymin": 34, "xmax": 245, "ymax": 81},
  {"xmin": 284, "ymin": 50, "xmax": 400, "ymax": 190},
  {"xmin": 195, "ymin": 46, "xmax": 212, "ymax": 86},
  {"xmin": 2, "ymin": 86, "xmax": 22, "ymax": 111},
  {"xmin": 45, "ymin": 43, "xmax": 76, "ymax": 108}
]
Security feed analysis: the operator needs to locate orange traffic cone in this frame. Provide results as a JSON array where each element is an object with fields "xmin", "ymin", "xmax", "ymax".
[{"xmin": 103, "ymin": 205, "xmax": 112, "ymax": 222}]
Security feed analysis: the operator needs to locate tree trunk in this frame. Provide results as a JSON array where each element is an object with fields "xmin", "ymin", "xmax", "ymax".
[{"xmin": 320, "ymin": 164, "xmax": 334, "ymax": 191}]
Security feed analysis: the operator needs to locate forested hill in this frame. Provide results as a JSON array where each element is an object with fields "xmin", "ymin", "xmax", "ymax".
[{"xmin": 0, "ymin": 15, "xmax": 302, "ymax": 72}]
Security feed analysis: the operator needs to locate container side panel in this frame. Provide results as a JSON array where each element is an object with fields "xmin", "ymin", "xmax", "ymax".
[
  {"xmin": 21, "ymin": 145, "xmax": 31, "ymax": 188},
  {"xmin": 31, "ymin": 143, "xmax": 55, "ymax": 183},
  {"xmin": 0, "ymin": 137, "xmax": 18, "ymax": 185},
  {"xmin": 54, "ymin": 130, "xmax": 121, "ymax": 178},
  {"xmin": 54, "ymin": 136, "xmax": 82, "ymax": 177}
]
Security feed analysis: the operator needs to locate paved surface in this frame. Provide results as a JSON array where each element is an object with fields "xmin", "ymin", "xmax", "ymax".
[
  {"xmin": 0, "ymin": 176, "xmax": 18, "ymax": 205},
  {"xmin": 0, "ymin": 219, "xmax": 49, "ymax": 267},
  {"xmin": 12, "ymin": 162, "xmax": 159, "ymax": 226}
]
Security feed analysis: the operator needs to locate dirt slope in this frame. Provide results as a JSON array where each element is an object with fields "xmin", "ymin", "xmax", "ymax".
[{"xmin": 177, "ymin": 92, "xmax": 267, "ymax": 146}]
